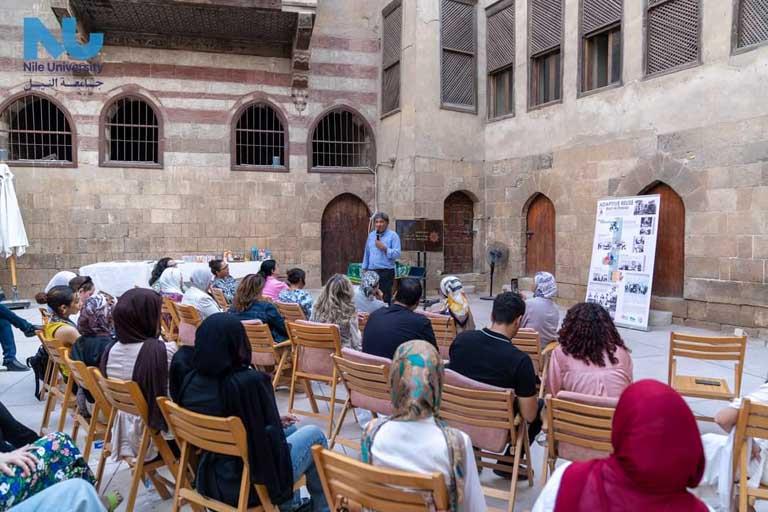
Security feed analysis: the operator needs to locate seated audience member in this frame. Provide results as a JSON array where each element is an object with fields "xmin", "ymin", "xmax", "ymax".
[
  {"xmin": 362, "ymin": 278, "xmax": 436, "ymax": 359},
  {"xmin": 182, "ymin": 268, "xmax": 222, "ymax": 320},
  {"xmin": 278, "ymin": 268, "xmax": 314, "ymax": 319},
  {"xmin": 36, "ymin": 285, "xmax": 80, "ymax": 345},
  {"xmin": 547, "ymin": 302, "xmax": 632, "ymax": 398},
  {"xmin": 44, "ymin": 271, "xmax": 77, "ymax": 293},
  {"xmin": 259, "ymin": 260, "xmax": 289, "ymax": 301},
  {"xmin": 69, "ymin": 276, "xmax": 115, "ymax": 309},
  {"xmin": 532, "ymin": 380, "xmax": 710, "ymax": 512},
  {"xmin": 229, "ymin": 274, "xmax": 288, "ymax": 342},
  {"xmin": 173, "ymin": 314, "xmax": 329, "ymax": 512},
  {"xmin": 0, "ymin": 304, "xmax": 38, "ymax": 371},
  {"xmin": 353, "ymin": 271, "xmax": 387, "ymax": 314},
  {"xmin": 149, "ymin": 257, "xmax": 176, "ymax": 291},
  {"xmin": 520, "ymin": 271, "xmax": 560, "ymax": 347},
  {"xmin": 361, "ymin": 340, "xmax": 486, "ymax": 512},
  {"xmin": 310, "ymin": 274, "xmax": 361, "ymax": 350},
  {"xmin": 428, "ymin": 275, "xmax": 475, "ymax": 334},
  {"xmin": 99, "ymin": 289, "xmax": 177, "ymax": 461},
  {"xmin": 155, "ymin": 267, "xmax": 185, "ymax": 303},
  {"xmin": 9, "ymin": 478, "xmax": 120, "ymax": 512},
  {"xmin": 210, "ymin": 259, "xmax": 237, "ymax": 304},
  {"xmin": 0, "ymin": 401, "xmax": 37, "ymax": 452},
  {"xmin": 71, "ymin": 293, "xmax": 115, "ymax": 416}
]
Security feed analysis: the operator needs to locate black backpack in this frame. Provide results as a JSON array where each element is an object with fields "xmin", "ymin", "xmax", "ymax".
[{"xmin": 26, "ymin": 345, "xmax": 49, "ymax": 401}]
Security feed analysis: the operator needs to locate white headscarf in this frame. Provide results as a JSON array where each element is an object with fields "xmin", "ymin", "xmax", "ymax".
[
  {"xmin": 45, "ymin": 271, "xmax": 77, "ymax": 292},
  {"xmin": 440, "ymin": 275, "xmax": 471, "ymax": 325},
  {"xmin": 189, "ymin": 268, "xmax": 212, "ymax": 292},
  {"xmin": 156, "ymin": 267, "xmax": 184, "ymax": 295}
]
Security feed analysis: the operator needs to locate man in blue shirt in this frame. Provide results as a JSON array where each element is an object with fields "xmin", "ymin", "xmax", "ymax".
[{"xmin": 362, "ymin": 212, "xmax": 401, "ymax": 303}]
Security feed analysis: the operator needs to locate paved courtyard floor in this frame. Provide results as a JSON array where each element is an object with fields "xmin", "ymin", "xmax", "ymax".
[{"xmin": 2, "ymin": 296, "xmax": 766, "ymax": 511}]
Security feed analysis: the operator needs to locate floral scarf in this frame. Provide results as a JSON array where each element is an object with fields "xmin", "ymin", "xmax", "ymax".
[{"xmin": 440, "ymin": 276, "xmax": 471, "ymax": 327}]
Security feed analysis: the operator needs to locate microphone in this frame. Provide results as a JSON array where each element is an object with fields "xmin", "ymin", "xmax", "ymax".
[{"xmin": 376, "ymin": 233, "xmax": 381, "ymax": 241}]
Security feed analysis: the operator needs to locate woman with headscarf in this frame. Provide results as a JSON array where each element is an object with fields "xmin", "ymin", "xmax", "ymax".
[
  {"xmin": 173, "ymin": 314, "xmax": 329, "ymax": 511},
  {"xmin": 149, "ymin": 257, "xmax": 176, "ymax": 291},
  {"xmin": 353, "ymin": 270, "xmax": 387, "ymax": 314},
  {"xmin": 429, "ymin": 275, "xmax": 475, "ymax": 334},
  {"xmin": 155, "ymin": 267, "xmax": 185, "ymax": 303},
  {"xmin": 532, "ymin": 380, "xmax": 711, "ymax": 512},
  {"xmin": 182, "ymin": 267, "xmax": 221, "ymax": 320},
  {"xmin": 310, "ymin": 274, "xmax": 361, "ymax": 350},
  {"xmin": 44, "ymin": 271, "xmax": 77, "ymax": 293},
  {"xmin": 99, "ymin": 289, "xmax": 177, "ymax": 461},
  {"xmin": 521, "ymin": 271, "xmax": 560, "ymax": 348},
  {"xmin": 361, "ymin": 340, "xmax": 486, "ymax": 512}
]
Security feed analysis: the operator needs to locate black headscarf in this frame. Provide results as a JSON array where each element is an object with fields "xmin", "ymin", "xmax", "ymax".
[
  {"xmin": 192, "ymin": 313, "xmax": 252, "ymax": 377},
  {"xmin": 100, "ymin": 288, "xmax": 169, "ymax": 431}
]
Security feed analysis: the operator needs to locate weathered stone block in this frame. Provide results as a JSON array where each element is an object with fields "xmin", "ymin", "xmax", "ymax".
[
  {"xmin": 728, "ymin": 258, "xmax": 764, "ymax": 283},
  {"xmin": 651, "ymin": 297, "xmax": 688, "ymax": 318},
  {"xmin": 685, "ymin": 257, "xmax": 720, "ymax": 279},
  {"xmin": 706, "ymin": 189, "xmax": 738, "ymax": 212}
]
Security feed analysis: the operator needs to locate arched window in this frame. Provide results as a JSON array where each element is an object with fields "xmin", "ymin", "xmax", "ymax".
[
  {"xmin": 310, "ymin": 107, "xmax": 374, "ymax": 172},
  {"xmin": 232, "ymin": 102, "xmax": 287, "ymax": 171},
  {"xmin": 101, "ymin": 95, "xmax": 162, "ymax": 167},
  {"xmin": 0, "ymin": 93, "xmax": 74, "ymax": 165}
]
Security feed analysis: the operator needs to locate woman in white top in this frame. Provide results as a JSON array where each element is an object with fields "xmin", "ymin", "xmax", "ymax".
[
  {"xmin": 361, "ymin": 340, "xmax": 486, "ymax": 512},
  {"xmin": 182, "ymin": 268, "xmax": 221, "ymax": 320}
]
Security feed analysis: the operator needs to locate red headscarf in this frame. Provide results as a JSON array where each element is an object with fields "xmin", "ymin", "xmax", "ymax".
[{"xmin": 554, "ymin": 380, "xmax": 708, "ymax": 512}]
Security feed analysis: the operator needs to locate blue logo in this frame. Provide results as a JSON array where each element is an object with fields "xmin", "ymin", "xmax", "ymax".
[{"xmin": 24, "ymin": 17, "xmax": 103, "ymax": 60}]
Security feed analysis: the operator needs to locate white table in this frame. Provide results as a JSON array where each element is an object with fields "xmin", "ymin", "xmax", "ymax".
[{"xmin": 80, "ymin": 260, "xmax": 262, "ymax": 297}]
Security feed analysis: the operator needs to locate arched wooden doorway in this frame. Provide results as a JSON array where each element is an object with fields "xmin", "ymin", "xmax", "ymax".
[
  {"xmin": 525, "ymin": 193, "xmax": 556, "ymax": 276},
  {"xmin": 443, "ymin": 191, "xmax": 474, "ymax": 274},
  {"xmin": 642, "ymin": 182, "xmax": 685, "ymax": 297},
  {"xmin": 321, "ymin": 193, "xmax": 371, "ymax": 283}
]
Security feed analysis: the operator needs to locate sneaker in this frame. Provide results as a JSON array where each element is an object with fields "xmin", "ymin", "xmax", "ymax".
[{"xmin": 4, "ymin": 358, "xmax": 30, "ymax": 372}]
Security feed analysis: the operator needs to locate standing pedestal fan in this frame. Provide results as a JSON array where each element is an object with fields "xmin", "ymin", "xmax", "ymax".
[{"xmin": 480, "ymin": 243, "xmax": 508, "ymax": 301}]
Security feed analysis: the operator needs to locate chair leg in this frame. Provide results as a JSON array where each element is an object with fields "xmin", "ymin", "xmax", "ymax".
[
  {"xmin": 507, "ymin": 432, "xmax": 524, "ymax": 512},
  {"xmin": 288, "ymin": 354, "xmax": 298, "ymax": 413},
  {"xmin": 125, "ymin": 427, "xmax": 152, "ymax": 512},
  {"xmin": 81, "ymin": 417, "xmax": 97, "ymax": 463},
  {"xmin": 272, "ymin": 352, "xmax": 288, "ymax": 389},
  {"xmin": 327, "ymin": 376, "xmax": 338, "ymax": 438},
  {"xmin": 303, "ymin": 379, "xmax": 320, "ymax": 413},
  {"xmin": 147, "ymin": 469, "xmax": 172, "ymax": 500},
  {"xmin": 328, "ymin": 399, "xmax": 351, "ymax": 449},
  {"xmin": 153, "ymin": 431, "xmax": 179, "ymax": 480},
  {"xmin": 39, "ymin": 373, "xmax": 59, "ymax": 435},
  {"xmin": 739, "ymin": 449, "xmax": 749, "ymax": 512},
  {"xmin": 522, "ymin": 430, "xmax": 534, "ymax": 486},
  {"xmin": 540, "ymin": 451, "xmax": 550, "ymax": 486},
  {"xmin": 171, "ymin": 442, "xmax": 190, "ymax": 512},
  {"xmin": 57, "ymin": 376, "xmax": 75, "ymax": 432}
]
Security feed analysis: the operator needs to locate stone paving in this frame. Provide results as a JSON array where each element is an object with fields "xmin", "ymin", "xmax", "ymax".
[{"xmin": 2, "ymin": 296, "xmax": 766, "ymax": 511}]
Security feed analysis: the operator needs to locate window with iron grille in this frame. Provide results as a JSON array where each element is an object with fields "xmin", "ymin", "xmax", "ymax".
[
  {"xmin": 0, "ymin": 94, "xmax": 74, "ymax": 165},
  {"xmin": 382, "ymin": 0, "xmax": 402, "ymax": 117},
  {"xmin": 310, "ymin": 108, "xmax": 374, "ymax": 172},
  {"xmin": 487, "ymin": 0, "xmax": 515, "ymax": 119},
  {"xmin": 580, "ymin": 0, "xmax": 622, "ymax": 93},
  {"xmin": 644, "ymin": 0, "xmax": 700, "ymax": 77},
  {"xmin": 734, "ymin": 0, "xmax": 768, "ymax": 52},
  {"xmin": 233, "ymin": 102, "xmax": 287, "ymax": 170},
  {"xmin": 102, "ymin": 96, "xmax": 161, "ymax": 167},
  {"xmin": 529, "ymin": 0, "xmax": 563, "ymax": 108},
  {"xmin": 441, "ymin": 0, "xmax": 477, "ymax": 112}
]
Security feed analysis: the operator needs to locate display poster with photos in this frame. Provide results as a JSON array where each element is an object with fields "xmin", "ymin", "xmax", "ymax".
[{"xmin": 585, "ymin": 195, "xmax": 661, "ymax": 330}]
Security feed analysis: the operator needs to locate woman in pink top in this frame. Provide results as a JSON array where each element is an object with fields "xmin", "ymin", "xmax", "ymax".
[
  {"xmin": 547, "ymin": 302, "xmax": 633, "ymax": 398},
  {"xmin": 258, "ymin": 259, "xmax": 289, "ymax": 300}
]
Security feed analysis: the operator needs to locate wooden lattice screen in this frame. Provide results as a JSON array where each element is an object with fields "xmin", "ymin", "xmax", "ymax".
[
  {"xmin": 381, "ymin": 0, "xmax": 402, "ymax": 115},
  {"xmin": 528, "ymin": 0, "xmax": 563, "ymax": 57},
  {"xmin": 582, "ymin": 0, "xmax": 622, "ymax": 35},
  {"xmin": 487, "ymin": 0, "xmax": 515, "ymax": 73},
  {"xmin": 441, "ymin": 0, "xmax": 477, "ymax": 110},
  {"xmin": 645, "ymin": 0, "xmax": 700, "ymax": 76},
  {"xmin": 736, "ymin": 0, "xmax": 768, "ymax": 49}
]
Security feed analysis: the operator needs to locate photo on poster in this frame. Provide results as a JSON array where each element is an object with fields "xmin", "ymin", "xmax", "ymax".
[
  {"xmin": 640, "ymin": 216, "xmax": 654, "ymax": 228},
  {"xmin": 632, "ymin": 236, "xmax": 646, "ymax": 254},
  {"xmin": 639, "ymin": 227, "xmax": 653, "ymax": 235},
  {"xmin": 591, "ymin": 270, "xmax": 610, "ymax": 283},
  {"xmin": 624, "ymin": 276, "xmax": 650, "ymax": 296},
  {"xmin": 633, "ymin": 199, "xmax": 657, "ymax": 215},
  {"xmin": 618, "ymin": 255, "xmax": 645, "ymax": 272},
  {"xmin": 587, "ymin": 285, "xmax": 618, "ymax": 315}
]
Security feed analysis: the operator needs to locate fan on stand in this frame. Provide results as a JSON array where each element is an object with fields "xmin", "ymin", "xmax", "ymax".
[{"xmin": 480, "ymin": 243, "xmax": 508, "ymax": 301}]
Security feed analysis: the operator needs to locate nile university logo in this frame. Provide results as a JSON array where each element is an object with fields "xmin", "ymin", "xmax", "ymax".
[{"xmin": 24, "ymin": 17, "xmax": 103, "ymax": 61}]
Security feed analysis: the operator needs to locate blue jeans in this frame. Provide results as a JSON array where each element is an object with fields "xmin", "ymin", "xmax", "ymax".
[
  {"xmin": 280, "ymin": 425, "xmax": 329, "ymax": 512},
  {"xmin": 9, "ymin": 479, "xmax": 105, "ymax": 512},
  {"xmin": 0, "ymin": 304, "xmax": 33, "ymax": 361}
]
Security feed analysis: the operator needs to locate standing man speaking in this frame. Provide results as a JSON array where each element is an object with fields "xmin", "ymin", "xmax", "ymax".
[{"xmin": 362, "ymin": 212, "xmax": 401, "ymax": 304}]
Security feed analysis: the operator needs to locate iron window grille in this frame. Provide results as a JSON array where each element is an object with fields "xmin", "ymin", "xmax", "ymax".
[
  {"xmin": 310, "ymin": 108, "xmax": 374, "ymax": 172},
  {"xmin": 102, "ymin": 95, "xmax": 161, "ymax": 167},
  {"xmin": 0, "ymin": 94, "xmax": 74, "ymax": 166},
  {"xmin": 233, "ymin": 102, "xmax": 287, "ymax": 171}
]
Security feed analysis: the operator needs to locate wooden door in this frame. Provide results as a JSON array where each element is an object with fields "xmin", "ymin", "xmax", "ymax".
[
  {"xmin": 643, "ymin": 183, "xmax": 684, "ymax": 297},
  {"xmin": 321, "ymin": 194, "xmax": 371, "ymax": 284},
  {"xmin": 526, "ymin": 194, "xmax": 556, "ymax": 276},
  {"xmin": 443, "ymin": 191, "xmax": 474, "ymax": 273}
]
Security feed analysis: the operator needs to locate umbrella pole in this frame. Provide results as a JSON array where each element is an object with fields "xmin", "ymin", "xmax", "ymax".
[{"xmin": 2, "ymin": 253, "xmax": 30, "ymax": 309}]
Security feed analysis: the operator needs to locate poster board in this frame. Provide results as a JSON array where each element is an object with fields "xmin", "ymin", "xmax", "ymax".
[
  {"xmin": 585, "ymin": 195, "xmax": 661, "ymax": 331},
  {"xmin": 395, "ymin": 219, "xmax": 444, "ymax": 252}
]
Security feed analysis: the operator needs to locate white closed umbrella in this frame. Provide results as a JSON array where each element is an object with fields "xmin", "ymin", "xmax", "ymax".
[{"xmin": 0, "ymin": 163, "xmax": 29, "ymax": 302}]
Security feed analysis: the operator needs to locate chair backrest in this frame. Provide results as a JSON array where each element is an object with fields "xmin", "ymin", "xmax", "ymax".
[
  {"xmin": 334, "ymin": 348, "xmax": 393, "ymax": 415},
  {"xmin": 357, "ymin": 312, "xmax": 369, "ymax": 334},
  {"xmin": 511, "ymin": 328, "xmax": 543, "ymax": 373},
  {"xmin": 93, "ymin": 369, "xmax": 149, "ymax": 421},
  {"xmin": 734, "ymin": 398, "xmax": 768, "ymax": 473},
  {"xmin": 427, "ymin": 314, "xmax": 457, "ymax": 361},
  {"xmin": 160, "ymin": 297, "xmax": 179, "ymax": 343},
  {"xmin": 38, "ymin": 332, "xmax": 66, "ymax": 366},
  {"xmin": 39, "ymin": 308, "xmax": 51, "ymax": 325},
  {"xmin": 547, "ymin": 392, "xmax": 617, "ymax": 463},
  {"xmin": 173, "ymin": 302, "xmax": 202, "ymax": 345},
  {"xmin": 211, "ymin": 287, "xmax": 229, "ymax": 310},
  {"xmin": 668, "ymin": 332, "xmax": 747, "ymax": 395},
  {"xmin": 289, "ymin": 321, "xmax": 342, "ymax": 377},
  {"xmin": 276, "ymin": 301, "xmax": 306, "ymax": 323},
  {"xmin": 312, "ymin": 446, "xmax": 450, "ymax": 512},
  {"xmin": 242, "ymin": 321, "xmax": 278, "ymax": 367},
  {"xmin": 440, "ymin": 369, "xmax": 514, "ymax": 453},
  {"xmin": 63, "ymin": 350, "xmax": 113, "ymax": 418}
]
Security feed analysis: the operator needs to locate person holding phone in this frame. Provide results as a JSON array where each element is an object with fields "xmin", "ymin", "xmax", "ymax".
[{"xmin": 362, "ymin": 212, "xmax": 401, "ymax": 304}]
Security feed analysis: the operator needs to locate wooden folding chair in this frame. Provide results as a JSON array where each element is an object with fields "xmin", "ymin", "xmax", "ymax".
[
  {"xmin": 427, "ymin": 313, "xmax": 457, "ymax": 361},
  {"xmin": 734, "ymin": 398, "xmax": 768, "ymax": 511},
  {"xmin": 357, "ymin": 312, "xmax": 369, "ymax": 334},
  {"xmin": 157, "ymin": 397, "xmax": 304, "ymax": 512},
  {"xmin": 161, "ymin": 297, "xmax": 180, "ymax": 343},
  {"xmin": 173, "ymin": 302, "xmax": 203, "ymax": 346},
  {"xmin": 542, "ymin": 392, "xmax": 617, "ymax": 485},
  {"xmin": 511, "ymin": 328, "xmax": 555, "ymax": 398},
  {"xmin": 38, "ymin": 333, "xmax": 77, "ymax": 435},
  {"xmin": 276, "ymin": 301, "xmax": 307, "ymax": 323},
  {"xmin": 287, "ymin": 321, "xmax": 344, "ymax": 437},
  {"xmin": 242, "ymin": 321, "xmax": 293, "ymax": 389},
  {"xmin": 441, "ymin": 370, "xmax": 532, "ymax": 512},
  {"xmin": 667, "ymin": 331, "xmax": 747, "ymax": 421},
  {"xmin": 312, "ymin": 446, "xmax": 450, "ymax": 512},
  {"xmin": 211, "ymin": 287, "xmax": 229, "ymax": 310},
  {"xmin": 94, "ymin": 370, "xmax": 177, "ymax": 512},
  {"xmin": 329, "ymin": 348, "xmax": 393, "ymax": 450}
]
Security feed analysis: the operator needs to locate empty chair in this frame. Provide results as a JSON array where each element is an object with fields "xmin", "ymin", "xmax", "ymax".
[
  {"xmin": 242, "ymin": 321, "xmax": 293, "ymax": 388},
  {"xmin": 734, "ymin": 398, "xmax": 768, "ymax": 511},
  {"xmin": 276, "ymin": 301, "xmax": 307, "ymax": 324}
]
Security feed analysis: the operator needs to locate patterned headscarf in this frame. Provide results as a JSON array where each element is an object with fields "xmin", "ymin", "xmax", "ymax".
[
  {"xmin": 361, "ymin": 340, "xmax": 466, "ymax": 511},
  {"xmin": 360, "ymin": 270, "xmax": 380, "ymax": 300},
  {"xmin": 77, "ymin": 293, "xmax": 114, "ymax": 337},
  {"xmin": 440, "ymin": 275, "xmax": 471, "ymax": 325},
  {"xmin": 534, "ymin": 271, "xmax": 557, "ymax": 299}
]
